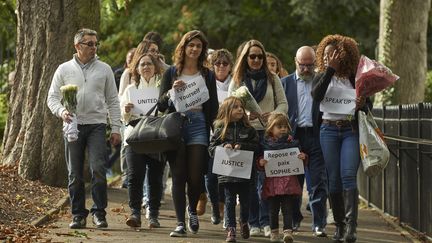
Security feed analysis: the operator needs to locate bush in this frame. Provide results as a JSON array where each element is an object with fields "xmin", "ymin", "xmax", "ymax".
[{"xmin": 425, "ymin": 70, "xmax": 432, "ymax": 102}]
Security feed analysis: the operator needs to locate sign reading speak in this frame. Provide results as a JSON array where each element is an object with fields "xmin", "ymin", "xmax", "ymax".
[
  {"xmin": 169, "ymin": 76, "xmax": 209, "ymax": 112},
  {"xmin": 264, "ymin": 148, "xmax": 305, "ymax": 177},
  {"xmin": 320, "ymin": 87, "xmax": 356, "ymax": 115},
  {"xmin": 212, "ymin": 146, "xmax": 254, "ymax": 179},
  {"xmin": 128, "ymin": 87, "xmax": 159, "ymax": 114}
]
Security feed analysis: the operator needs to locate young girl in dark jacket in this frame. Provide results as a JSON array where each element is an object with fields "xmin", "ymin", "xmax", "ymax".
[
  {"xmin": 257, "ymin": 112, "xmax": 308, "ymax": 243},
  {"xmin": 209, "ymin": 96, "xmax": 259, "ymax": 242}
]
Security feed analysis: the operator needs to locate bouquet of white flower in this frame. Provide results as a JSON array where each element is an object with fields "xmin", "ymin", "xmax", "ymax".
[
  {"xmin": 60, "ymin": 84, "xmax": 79, "ymax": 142},
  {"xmin": 231, "ymin": 86, "xmax": 265, "ymax": 125},
  {"xmin": 60, "ymin": 84, "xmax": 78, "ymax": 114},
  {"xmin": 231, "ymin": 86, "xmax": 263, "ymax": 114}
]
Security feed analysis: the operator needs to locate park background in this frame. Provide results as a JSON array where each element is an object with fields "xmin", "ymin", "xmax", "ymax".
[
  {"xmin": 0, "ymin": 0, "xmax": 431, "ymax": 187},
  {"xmin": 0, "ymin": 0, "xmax": 431, "ymax": 241}
]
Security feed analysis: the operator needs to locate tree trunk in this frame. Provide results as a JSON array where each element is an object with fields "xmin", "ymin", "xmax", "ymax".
[
  {"xmin": 376, "ymin": 0, "xmax": 430, "ymax": 105},
  {"xmin": 1, "ymin": 0, "xmax": 100, "ymax": 187}
]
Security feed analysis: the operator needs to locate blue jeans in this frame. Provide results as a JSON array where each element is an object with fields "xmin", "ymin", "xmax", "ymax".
[
  {"xmin": 320, "ymin": 124, "xmax": 360, "ymax": 193},
  {"xmin": 249, "ymin": 130, "xmax": 269, "ymax": 228},
  {"xmin": 224, "ymin": 182, "xmax": 250, "ymax": 228},
  {"xmin": 65, "ymin": 124, "xmax": 107, "ymax": 217},
  {"xmin": 296, "ymin": 128, "xmax": 328, "ymax": 229}
]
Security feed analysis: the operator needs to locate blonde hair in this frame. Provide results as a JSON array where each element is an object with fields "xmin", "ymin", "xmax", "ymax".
[
  {"xmin": 265, "ymin": 112, "xmax": 292, "ymax": 137},
  {"xmin": 213, "ymin": 96, "xmax": 251, "ymax": 140}
]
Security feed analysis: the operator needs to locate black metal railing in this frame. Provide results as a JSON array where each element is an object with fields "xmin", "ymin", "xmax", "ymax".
[{"xmin": 358, "ymin": 103, "xmax": 432, "ymax": 239}]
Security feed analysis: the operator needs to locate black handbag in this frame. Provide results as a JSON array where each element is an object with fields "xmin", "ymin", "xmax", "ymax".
[{"xmin": 126, "ymin": 104, "xmax": 186, "ymax": 153}]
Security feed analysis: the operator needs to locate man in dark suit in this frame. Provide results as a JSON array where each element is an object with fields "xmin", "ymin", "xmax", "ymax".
[{"xmin": 281, "ymin": 46, "xmax": 328, "ymax": 237}]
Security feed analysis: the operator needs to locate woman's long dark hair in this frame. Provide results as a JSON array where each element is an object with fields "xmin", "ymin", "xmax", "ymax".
[{"xmin": 173, "ymin": 30, "xmax": 209, "ymax": 77}]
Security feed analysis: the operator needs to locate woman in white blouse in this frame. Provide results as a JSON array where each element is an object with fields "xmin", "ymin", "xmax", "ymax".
[{"xmin": 121, "ymin": 53, "xmax": 165, "ymax": 229}]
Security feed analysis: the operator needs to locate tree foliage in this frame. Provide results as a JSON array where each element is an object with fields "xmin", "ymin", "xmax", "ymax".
[{"xmin": 98, "ymin": 0, "xmax": 380, "ymax": 72}]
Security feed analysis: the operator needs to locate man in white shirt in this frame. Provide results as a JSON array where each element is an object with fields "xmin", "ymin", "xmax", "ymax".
[{"xmin": 47, "ymin": 28, "xmax": 121, "ymax": 229}]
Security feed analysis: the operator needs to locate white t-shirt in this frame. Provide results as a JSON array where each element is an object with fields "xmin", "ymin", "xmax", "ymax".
[
  {"xmin": 177, "ymin": 72, "xmax": 205, "ymax": 109},
  {"xmin": 321, "ymin": 76, "xmax": 354, "ymax": 120}
]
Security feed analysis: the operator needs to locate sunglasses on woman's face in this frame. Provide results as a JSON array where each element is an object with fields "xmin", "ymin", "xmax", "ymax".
[
  {"xmin": 214, "ymin": 61, "xmax": 229, "ymax": 67},
  {"xmin": 248, "ymin": 54, "xmax": 264, "ymax": 60}
]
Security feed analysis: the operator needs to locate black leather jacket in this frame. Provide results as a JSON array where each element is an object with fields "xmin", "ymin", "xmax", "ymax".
[{"xmin": 209, "ymin": 121, "xmax": 259, "ymax": 184}]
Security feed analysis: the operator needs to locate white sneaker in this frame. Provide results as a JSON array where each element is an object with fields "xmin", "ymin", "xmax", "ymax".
[
  {"xmin": 250, "ymin": 227, "xmax": 261, "ymax": 236},
  {"xmin": 264, "ymin": 225, "xmax": 271, "ymax": 237}
]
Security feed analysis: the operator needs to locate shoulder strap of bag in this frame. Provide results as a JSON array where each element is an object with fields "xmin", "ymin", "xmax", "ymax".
[{"xmin": 146, "ymin": 104, "xmax": 158, "ymax": 116}]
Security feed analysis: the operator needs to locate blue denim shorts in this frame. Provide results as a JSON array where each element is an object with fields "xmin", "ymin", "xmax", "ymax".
[{"xmin": 183, "ymin": 110, "xmax": 208, "ymax": 146}]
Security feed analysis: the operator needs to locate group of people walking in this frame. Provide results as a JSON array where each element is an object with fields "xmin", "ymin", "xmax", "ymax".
[{"xmin": 47, "ymin": 28, "xmax": 370, "ymax": 243}]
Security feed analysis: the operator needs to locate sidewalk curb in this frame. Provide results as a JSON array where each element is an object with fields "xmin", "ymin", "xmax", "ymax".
[
  {"xmin": 31, "ymin": 175, "xmax": 122, "ymax": 227},
  {"xmin": 359, "ymin": 196, "xmax": 421, "ymax": 243}
]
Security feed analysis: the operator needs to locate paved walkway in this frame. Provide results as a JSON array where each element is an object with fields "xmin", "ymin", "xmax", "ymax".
[{"xmin": 42, "ymin": 182, "xmax": 413, "ymax": 243}]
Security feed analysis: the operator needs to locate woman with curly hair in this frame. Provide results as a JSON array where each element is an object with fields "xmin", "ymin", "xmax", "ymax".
[
  {"xmin": 157, "ymin": 30, "xmax": 219, "ymax": 237},
  {"xmin": 311, "ymin": 34, "xmax": 372, "ymax": 243}
]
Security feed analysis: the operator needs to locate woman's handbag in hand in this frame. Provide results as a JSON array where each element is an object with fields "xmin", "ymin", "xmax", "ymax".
[
  {"xmin": 358, "ymin": 109, "xmax": 390, "ymax": 177},
  {"xmin": 126, "ymin": 104, "xmax": 186, "ymax": 154}
]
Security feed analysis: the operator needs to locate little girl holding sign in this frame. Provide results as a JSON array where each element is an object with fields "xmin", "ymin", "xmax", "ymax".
[
  {"xmin": 257, "ymin": 113, "xmax": 308, "ymax": 243},
  {"xmin": 209, "ymin": 96, "xmax": 259, "ymax": 243}
]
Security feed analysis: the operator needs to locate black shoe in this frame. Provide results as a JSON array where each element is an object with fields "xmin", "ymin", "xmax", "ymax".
[
  {"xmin": 170, "ymin": 222, "xmax": 187, "ymax": 237},
  {"xmin": 313, "ymin": 226, "xmax": 327, "ymax": 237},
  {"xmin": 211, "ymin": 213, "xmax": 221, "ymax": 225},
  {"xmin": 211, "ymin": 204, "xmax": 221, "ymax": 225},
  {"xmin": 148, "ymin": 217, "xmax": 161, "ymax": 228},
  {"xmin": 69, "ymin": 216, "xmax": 86, "ymax": 229},
  {"xmin": 126, "ymin": 214, "xmax": 141, "ymax": 228},
  {"xmin": 292, "ymin": 221, "xmax": 301, "ymax": 231},
  {"xmin": 92, "ymin": 214, "xmax": 108, "ymax": 228},
  {"xmin": 188, "ymin": 207, "xmax": 199, "ymax": 234}
]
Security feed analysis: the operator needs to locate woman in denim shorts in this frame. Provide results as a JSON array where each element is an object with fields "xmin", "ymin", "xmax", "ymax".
[{"xmin": 157, "ymin": 30, "xmax": 219, "ymax": 237}]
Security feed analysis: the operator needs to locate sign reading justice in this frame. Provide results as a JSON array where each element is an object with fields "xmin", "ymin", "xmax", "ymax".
[{"xmin": 212, "ymin": 146, "xmax": 254, "ymax": 179}]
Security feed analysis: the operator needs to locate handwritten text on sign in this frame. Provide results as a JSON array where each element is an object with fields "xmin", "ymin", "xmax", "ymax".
[
  {"xmin": 320, "ymin": 87, "xmax": 356, "ymax": 115},
  {"xmin": 169, "ymin": 76, "xmax": 209, "ymax": 112},
  {"xmin": 128, "ymin": 87, "xmax": 159, "ymax": 114},
  {"xmin": 264, "ymin": 148, "xmax": 305, "ymax": 177},
  {"xmin": 212, "ymin": 146, "xmax": 254, "ymax": 179}
]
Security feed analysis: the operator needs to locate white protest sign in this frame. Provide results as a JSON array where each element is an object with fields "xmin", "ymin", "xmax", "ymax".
[
  {"xmin": 264, "ymin": 148, "xmax": 305, "ymax": 177},
  {"xmin": 320, "ymin": 87, "xmax": 356, "ymax": 115},
  {"xmin": 128, "ymin": 87, "xmax": 159, "ymax": 114},
  {"xmin": 217, "ymin": 90, "xmax": 228, "ymax": 104},
  {"xmin": 168, "ymin": 76, "xmax": 209, "ymax": 112},
  {"xmin": 212, "ymin": 146, "xmax": 254, "ymax": 179}
]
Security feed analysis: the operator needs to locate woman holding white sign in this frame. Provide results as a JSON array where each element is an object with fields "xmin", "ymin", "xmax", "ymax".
[
  {"xmin": 208, "ymin": 96, "xmax": 259, "ymax": 242},
  {"xmin": 229, "ymin": 39, "xmax": 288, "ymax": 238},
  {"xmin": 257, "ymin": 112, "xmax": 308, "ymax": 243},
  {"xmin": 120, "ymin": 53, "xmax": 165, "ymax": 229},
  {"xmin": 311, "ymin": 34, "xmax": 372, "ymax": 243},
  {"xmin": 157, "ymin": 30, "xmax": 219, "ymax": 237}
]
